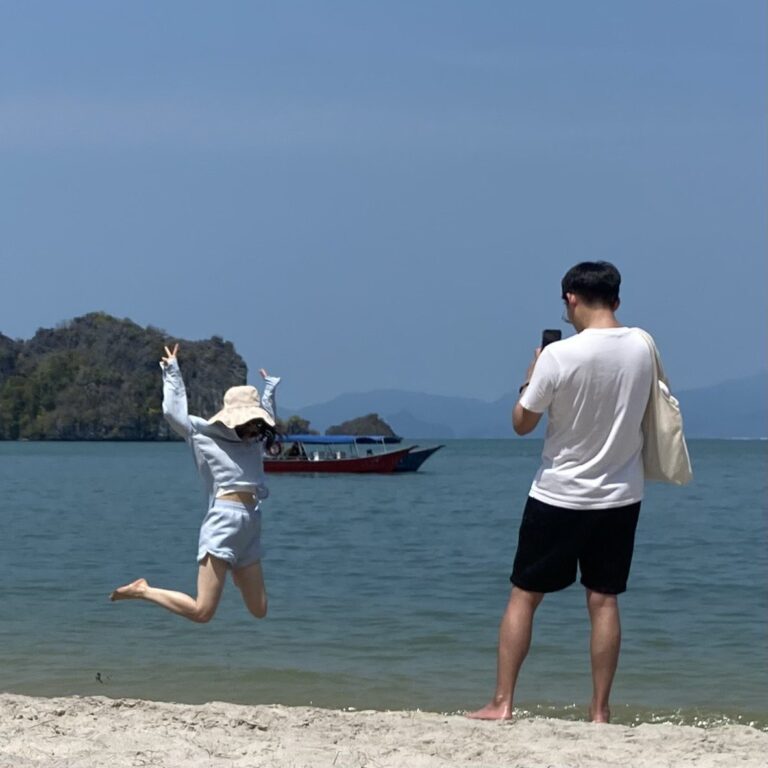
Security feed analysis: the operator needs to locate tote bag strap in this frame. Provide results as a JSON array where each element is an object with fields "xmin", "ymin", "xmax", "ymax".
[{"xmin": 634, "ymin": 328, "xmax": 669, "ymax": 387}]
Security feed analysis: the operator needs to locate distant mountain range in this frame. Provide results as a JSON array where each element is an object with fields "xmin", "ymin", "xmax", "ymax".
[{"xmin": 285, "ymin": 371, "xmax": 768, "ymax": 439}]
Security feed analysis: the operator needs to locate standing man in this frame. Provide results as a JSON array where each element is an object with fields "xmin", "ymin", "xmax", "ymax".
[{"xmin": 468, "ymin": 261, "xmax": 653, "ymax": 723}]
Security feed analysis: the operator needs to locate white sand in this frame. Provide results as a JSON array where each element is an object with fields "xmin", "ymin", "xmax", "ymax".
[{"xmin": 1, "ymin": 694, "xmax": 765, "ymax": 768}]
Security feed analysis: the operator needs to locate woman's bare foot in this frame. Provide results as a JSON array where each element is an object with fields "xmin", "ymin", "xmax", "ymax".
[
  {"xmin": 589, "ymin": 704, "xmax": 611, "ymax": 723},
  {"xmin": 466, "ymin": 701, "xmax": 514, "ymax": 720},
  {"xmin": 110, "ymin": 578, "xmax": 149, "ymax": 601}
]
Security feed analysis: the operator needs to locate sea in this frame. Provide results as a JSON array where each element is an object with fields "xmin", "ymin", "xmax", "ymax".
[{"xmin": 0, "ymin": 439, "xmax": 765, "ymax": 729}]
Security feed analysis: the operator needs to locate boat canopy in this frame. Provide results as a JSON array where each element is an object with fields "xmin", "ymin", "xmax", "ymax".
[{"xmin": 277, "ymin": 434, "xmax": 402, "ymax": 445}]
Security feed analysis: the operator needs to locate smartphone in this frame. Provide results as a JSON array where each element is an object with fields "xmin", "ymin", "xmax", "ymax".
[{"xmin": 541, "ymin": 329, "xmax": 562, "ymax": 349}]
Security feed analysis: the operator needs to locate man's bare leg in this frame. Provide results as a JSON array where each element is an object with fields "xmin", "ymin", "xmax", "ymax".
[
  {"xmin": 586, "ymin": 588, "xmax": 621, "ymax": 723},
  {"xmin": 232, "ymin": 560, "xmax": 268, "ymax": 619},
  {"xmin": 467, "ymin": 587, "xmax": 544, "ymax": 719},
  {"xmin": 110, "ymin": 555, "xmax": 228, "ymax": 623}
]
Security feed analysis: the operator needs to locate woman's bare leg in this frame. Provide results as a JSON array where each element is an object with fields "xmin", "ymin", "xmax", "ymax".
[
  {"xmin": 110, "ymin": 555, "xmax": 228, "ymax": 623},
  {"xmin": 232, "ymin": 560, "xmax": 268, "ymax": 618}
]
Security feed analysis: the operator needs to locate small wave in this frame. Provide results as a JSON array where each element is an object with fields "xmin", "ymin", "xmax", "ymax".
[{"xmin": 490, "ymin": 702, "xmax": 768, "ymax": 731}]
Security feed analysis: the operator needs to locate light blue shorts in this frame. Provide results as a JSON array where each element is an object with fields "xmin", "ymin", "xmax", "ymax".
[{"xmin": 197, "ymin": 499, "xmax": 262, "ymax": 569}]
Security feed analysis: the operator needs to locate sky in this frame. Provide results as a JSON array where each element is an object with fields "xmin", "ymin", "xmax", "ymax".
[{"xmin": 1, "ymin": 1, "xmax": 765, "ymax": 407}]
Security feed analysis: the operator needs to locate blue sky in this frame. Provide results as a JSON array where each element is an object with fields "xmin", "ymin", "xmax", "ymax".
[{"xmin": 1, "ymin": 1, "xmax": 765, "ymax": 406}]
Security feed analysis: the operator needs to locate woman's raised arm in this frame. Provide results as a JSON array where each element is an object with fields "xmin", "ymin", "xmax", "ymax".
[{"xmin": 160, "ymin": 344, "xmax": 193, "ymax": 439}]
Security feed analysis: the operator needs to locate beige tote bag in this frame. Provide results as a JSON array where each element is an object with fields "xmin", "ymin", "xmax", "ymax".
[{"xmin": 636, "ymin": 329, "xmax": 693, "ymax": 485}]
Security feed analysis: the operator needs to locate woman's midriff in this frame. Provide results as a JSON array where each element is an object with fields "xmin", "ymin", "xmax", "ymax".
[{"xmin": 217, "ymin": 491, "xmax": 257, "ymax": 504}]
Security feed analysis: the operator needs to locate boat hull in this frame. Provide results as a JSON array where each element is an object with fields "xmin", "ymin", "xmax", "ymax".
[
  {"xmin": 264, "ymin": 446, "xmax": 411, "ymax": 474},
  {"xmin": 394, "ymin": 444, "xmax": 445, "ymax": 472}
]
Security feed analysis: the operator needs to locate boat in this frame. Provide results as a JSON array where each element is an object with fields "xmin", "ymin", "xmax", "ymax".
[
  {"xmin": 354, "ymin": 437, "xmax": 445, "ymax": 472},
  {"xmin": 393, "ymin": 444, "xmax": 444, "ymax": 472},
  {"xmin": 263, "ymin": 435, "xmax": 443, "ymax": 474},
  {"xmin": 264, "ymin": 435, "xmax": 410, "ymax": 473}
]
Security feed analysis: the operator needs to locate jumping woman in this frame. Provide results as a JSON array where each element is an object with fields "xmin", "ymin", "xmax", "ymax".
[{"xmin": 110, "ymin": 344, "xmax": 280, "ymax": 623}]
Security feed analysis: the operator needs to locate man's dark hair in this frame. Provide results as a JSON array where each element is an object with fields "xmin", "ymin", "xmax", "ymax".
[{"xmin": 561, "ymin": 261, "xmax": 621, "ymax": 307}]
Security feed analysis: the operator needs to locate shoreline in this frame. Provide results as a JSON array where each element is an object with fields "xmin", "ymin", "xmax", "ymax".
[{"xmin": 2, "ymin": 693, "xmax": 767, "ymax": 768}]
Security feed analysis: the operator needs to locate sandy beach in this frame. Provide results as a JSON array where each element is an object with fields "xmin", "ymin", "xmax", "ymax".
[{"xmin": 1, "ymin": 694, "xmax": 766, "ymax": 768}]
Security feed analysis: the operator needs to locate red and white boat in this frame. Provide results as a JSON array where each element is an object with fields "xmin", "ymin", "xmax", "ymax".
[{"xmin": 263, "ymin": 435, "xmax": 442, "ymax": 474}]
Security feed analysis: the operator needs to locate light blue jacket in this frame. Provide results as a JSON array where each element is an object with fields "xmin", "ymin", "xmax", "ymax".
[{"xmin": 161, "ymin": 358, "xmax": 280, "ymax": 510}]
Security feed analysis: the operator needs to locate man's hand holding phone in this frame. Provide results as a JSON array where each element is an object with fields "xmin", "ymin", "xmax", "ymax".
[
  {"xmin": 519, "ymin": 329, "xmax": 561, "ymax": 396},
  {"xmin": 541, "ymin": 329, "xmax": 562, "ymax": 348}
]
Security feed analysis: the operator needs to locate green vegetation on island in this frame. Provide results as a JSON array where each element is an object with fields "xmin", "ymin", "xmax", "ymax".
[
  {"xmin": 0, "ymin": 313, "xmax": 400, "ymax": 442},
  {"xmin": 274, "ymin": 413, "xmax": 396, "ymax": 438},
  {"xmin": 325, "ymin": 413, "xmax": 396, "ymax": 437},
  {"xmin": 276, "ymin": 415, "xmax": 318, "ymax": 436},
  {"xmin": 0, "ymin": 313, "xmax": 246, "ymax": 440}
]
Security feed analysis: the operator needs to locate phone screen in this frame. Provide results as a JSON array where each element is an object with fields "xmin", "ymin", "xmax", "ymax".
[{"xmin": 541, "ymin": 329, "xmax": 562, "ymax": 348}]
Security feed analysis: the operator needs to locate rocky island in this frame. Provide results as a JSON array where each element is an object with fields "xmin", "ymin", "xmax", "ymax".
[
  {"xmin": 0, "ymin": 313, "xmax": 246, "ymax": 440},
  {"xmin": 0, "ymin": 313, "xmax": 399, "ymax": 441}
]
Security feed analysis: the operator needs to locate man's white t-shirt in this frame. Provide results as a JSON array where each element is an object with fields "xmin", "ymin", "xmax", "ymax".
[{"xmin": 518, "ymin": 327, "xmax": 653, "ymax": 510}]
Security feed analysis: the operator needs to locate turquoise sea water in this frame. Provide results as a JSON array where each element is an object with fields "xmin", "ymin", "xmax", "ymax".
[{"xmin": 0, "ymin": 440, "xmax": 765, "ymax": 728}]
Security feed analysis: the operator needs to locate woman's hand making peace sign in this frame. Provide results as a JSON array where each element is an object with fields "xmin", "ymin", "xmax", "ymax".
[{"xmin": 161, "ymin": 343, "xmax": 179, "ymax": 366}]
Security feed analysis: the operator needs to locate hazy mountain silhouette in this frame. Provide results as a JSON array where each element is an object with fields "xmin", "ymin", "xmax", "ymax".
[{"xmin": 287, "ymin": 371, "xmax": 767, "ymax": 439}]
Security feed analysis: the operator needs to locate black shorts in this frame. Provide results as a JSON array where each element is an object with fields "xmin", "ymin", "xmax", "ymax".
[{"xmin": 510, "ymin": 496, "xmax": 641, "ymax": 595}]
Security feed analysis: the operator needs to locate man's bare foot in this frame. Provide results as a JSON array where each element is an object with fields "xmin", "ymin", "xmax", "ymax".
[
  {"xmin": 110, "ymin": 578, "xmax": 149, "ymax": 601},
  {"xmin": 466, "ymin": 702, "xmax": 514, "ymax": 720},
  {"xmin": 589, "ymin": 704, "xmax": 611, "ymax": 723}
]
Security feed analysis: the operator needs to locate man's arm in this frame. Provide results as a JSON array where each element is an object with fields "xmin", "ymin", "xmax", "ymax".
[
  {"xmin": 513, "ymin": 399, "xmax": 543, "ymax": 435},
  {"xmin": 512, "ymin": 348, "xmax": 546, "ymax": 435}
]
